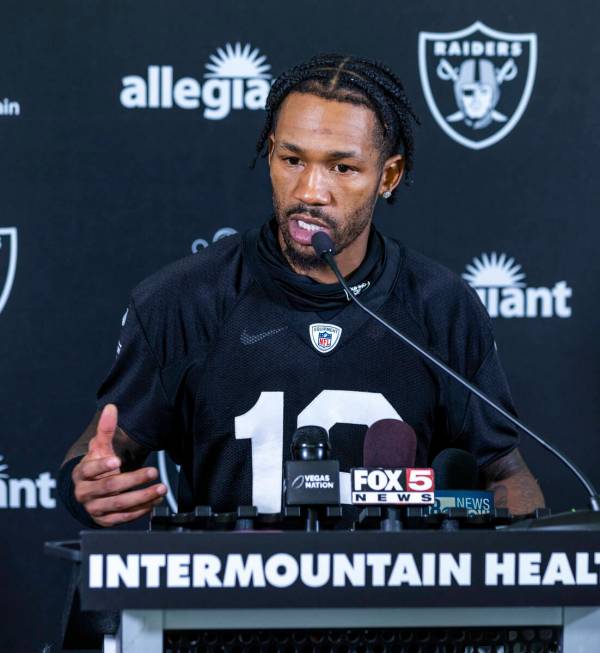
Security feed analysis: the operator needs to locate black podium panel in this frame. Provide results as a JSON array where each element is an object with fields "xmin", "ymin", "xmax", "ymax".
[{"xmin": 80, "ymin": 529, "xmax": 600, "ymax": 610}]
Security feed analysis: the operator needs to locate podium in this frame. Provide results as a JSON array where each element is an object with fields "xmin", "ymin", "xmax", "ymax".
[{"xmin": 47, "ymin": 528, "xmax": 600, "ymax": 652}]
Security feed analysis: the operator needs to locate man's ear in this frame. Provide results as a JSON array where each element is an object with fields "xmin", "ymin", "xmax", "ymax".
[
  {"xmin": 379, "ymin": 154, "xmax": 405, "ymax": 196},
  {"xmin": 267, "ymin": 134, "xmax": 275, "ymax": 165}
]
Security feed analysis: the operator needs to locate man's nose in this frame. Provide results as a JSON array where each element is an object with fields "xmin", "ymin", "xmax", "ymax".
[{"xmin": 294, "ymin": 165, "xmax": 331, "ymax": 205}]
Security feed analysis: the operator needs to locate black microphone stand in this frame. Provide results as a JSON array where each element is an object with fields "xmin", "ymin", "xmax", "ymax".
[{"xmin": 311, "ymin": 231, "xmax": 600, "ymax": 529}]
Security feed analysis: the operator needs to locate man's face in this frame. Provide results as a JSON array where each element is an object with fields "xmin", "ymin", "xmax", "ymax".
[
  {"xmin": 269, "ymin": 93, "xmax": 386, "ymax": 272},
  {"xmin": 460, "ymin": 83, "xmax": 494, "ymax": 120}
]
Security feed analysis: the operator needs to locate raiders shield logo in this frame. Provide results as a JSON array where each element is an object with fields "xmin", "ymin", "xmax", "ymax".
[
  {"xmin": 0, "ymin": 227, "xmax": 17, "ymax": 315},
  {"xmin": 419, "ymin": 21, "xmax": 537, "ymax": 149}
]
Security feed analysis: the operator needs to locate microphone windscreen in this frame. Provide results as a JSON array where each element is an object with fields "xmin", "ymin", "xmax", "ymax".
[
  {"xmin": 363, "ymin": 419, "xmax": 417, "ymax": 468},
  {"xmin": 431, "ymin": 448, "xmax": 478, "ymax": 490},
  {"xmin": 291, "ymin": 425, "xmax": 331, "ymax": 461},
  {"xmin": 311, "ymin": 231, "xmax": 336, "ymax": 257}
]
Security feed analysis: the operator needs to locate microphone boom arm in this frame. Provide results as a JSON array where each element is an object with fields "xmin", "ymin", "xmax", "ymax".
[{"xmin": 315, "ymin": 241, "xmax": 600, "ymax": 512}]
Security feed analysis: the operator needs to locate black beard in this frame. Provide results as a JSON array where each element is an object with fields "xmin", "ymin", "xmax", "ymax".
[
  {"xmin": 281, "ymin": 235, "xmax": 325, "ymax": 271},
  {"xmin": 272, "ymin": 194, "xmax": 377, "ymax": 273}
]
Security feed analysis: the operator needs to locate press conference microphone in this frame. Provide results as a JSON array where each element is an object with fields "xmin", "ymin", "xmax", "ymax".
[
  {"xmin": 312, "ymin": 230, "xmax": 600, "ymax": 522},
  {"xmin": 363, "ymin": 419, "xmax": 418, "ymax": 531},
  {"xmin": 432, "ymin": 449, "xmax": 478, "ymax": 491},
  {"xmin": 291, "ymin": 425, "xmax": 331, "ymax": 461},
  {"xmin": 285, "ymin": 425, "xmax": 340, "ymax": 532},
  {"xmin": 431, "ymin": 449, "xmax": 494, "ymax": 523}
]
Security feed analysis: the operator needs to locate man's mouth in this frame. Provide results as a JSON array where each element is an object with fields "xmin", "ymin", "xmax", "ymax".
[
  {"xmin": 288, "ymin": 215, "xmax": 332, "ymax": 246},
  {"xmin": 296, "ymin": 218, "xmax": 325, "ymax": 232}
]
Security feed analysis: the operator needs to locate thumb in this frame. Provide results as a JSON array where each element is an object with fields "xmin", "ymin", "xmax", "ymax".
[{"xmin": 88, "ymin": 404, "xmax": 118, "ymax": 459}]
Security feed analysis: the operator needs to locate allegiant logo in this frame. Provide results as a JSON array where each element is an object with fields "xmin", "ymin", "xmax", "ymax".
[
  {"xmin": 119, "ymin": 42, "xmax": 272, "ymax": 120},
  {"xmin": 463, "ymin": 252, "xmax": 572, "ymax": 319}
]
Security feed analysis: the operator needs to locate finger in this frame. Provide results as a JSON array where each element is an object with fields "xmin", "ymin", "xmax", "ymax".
[
  {"xmin": 86, "ymin": 483, "xmax": 167, "ymax": 517},
  {"xmin": 75, "ymin": 466, "xmax": 158, "ymax": 502},
  {"xmin": 121, "ymin": 495, "xmax": 165, "ymax": 514},
  {"xmin": 74, "ymin": 455, "xmax": 121, "ymax": 482},
  {"xmin": 88, "ymin": 404, "xmax": 118, "ymax": 457},
  {"xmin": 96, "ymin": 466, "xmax": 159, "ymax": 497},
  {"xmin": 95, "ymin": 498, "xmax": 164, "ymax": 527}
]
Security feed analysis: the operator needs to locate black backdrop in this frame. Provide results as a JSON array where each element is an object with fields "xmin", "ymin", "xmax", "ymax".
[{"xmin": 1, "ymin": 1, "xmax": 599, "ymax": 650}]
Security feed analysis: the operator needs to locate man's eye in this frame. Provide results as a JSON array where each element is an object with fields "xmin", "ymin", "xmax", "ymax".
[
  {"xmin": 335, "ymin": 164, "xmax": 354, "ymax": 174},
  {"xmin": 284, "ymin": 157, "xmax": 301, "ymax": 166}
]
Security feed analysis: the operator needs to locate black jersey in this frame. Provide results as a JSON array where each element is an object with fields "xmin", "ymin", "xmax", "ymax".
[{"xmin": 97, "ymin": 223, "xmax": 519, "ymax": 514}]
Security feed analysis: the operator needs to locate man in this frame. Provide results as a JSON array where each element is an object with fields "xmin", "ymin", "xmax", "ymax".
[{"xmin": 59, "ymin": 54, "xmax": 544, "ymax": 527}]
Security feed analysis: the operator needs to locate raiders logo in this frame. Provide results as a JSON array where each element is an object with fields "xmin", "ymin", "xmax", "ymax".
[
  {"xmin": 0, "ymin": 228, "xmax": 18, "ymax": 315},
  {"xmin": 418, "ymin": 21, "xmax": 537, "ymax": 149}
]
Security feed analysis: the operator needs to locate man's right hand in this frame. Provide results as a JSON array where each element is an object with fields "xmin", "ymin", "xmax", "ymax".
[{"xmin": 71, "ymin": 404, "xmax": 167, "ymax": 527}]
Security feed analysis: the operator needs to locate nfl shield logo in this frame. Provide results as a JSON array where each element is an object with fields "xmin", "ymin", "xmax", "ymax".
[
  {"xmin": 0, "ymin": 227, "xmax": 18, "ymax": 315},
  {"xmin": 319, "ymin": 331, "xmax": 332, "ymax": 348},
  {"xmin": 418, "ymin": 21, "xmax": 537, "ymax": 149},
  {"xmin": 310, "ymin": 323, "xmax": 342, "ymax": 354}
]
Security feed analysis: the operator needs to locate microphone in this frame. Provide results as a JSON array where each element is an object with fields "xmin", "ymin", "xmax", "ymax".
[
  {"xmin": 291, "ymin": 425, "xmax": 331, "ymax": 461},
  {"xmin": 363, "ymin": 418, "xmax": 417, "ymax": 469},
  {"xmin": 432, "ymin": 448, "xmax": 478, "ymax": 490},
  {"xmin": 430, "ymin": 449, "xmax": 494, "ymax": 520},
  {"xmin": 312, "ymin": 230, "xmax": 600, "ymax": 524},
  {"xmin": 357, "ymin": 419, "xmax": 430, "ymax": 531},
  {"xmin": 312, "ymin": 230, "xmax": 336, "ymax": 258},
  {"xmin": 285, "ymin": 426, "xmax": 340, "ymax": 532}
]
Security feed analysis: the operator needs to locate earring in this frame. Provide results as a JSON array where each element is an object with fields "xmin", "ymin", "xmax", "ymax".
[{"xmin": 382, "ymin": 191, "xmax": 392, "ymax": 199}]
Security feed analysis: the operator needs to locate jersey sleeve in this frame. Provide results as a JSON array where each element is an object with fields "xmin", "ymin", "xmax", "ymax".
[
  {"xmin": 96, "ymin": 299, "xmax": 174, "ymax": 450},
  {"xmin": 444, "ymin": 341, "xmax": 520, "ymax": 469},
  {"xmin": 415, "ymin": 264, "xmax": 521, "ymax": 469}
]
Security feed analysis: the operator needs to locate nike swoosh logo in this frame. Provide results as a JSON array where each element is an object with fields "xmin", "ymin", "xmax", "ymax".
[{"xmin": 240, "ymin": 326, "xmax": 287, "ymax": 345}]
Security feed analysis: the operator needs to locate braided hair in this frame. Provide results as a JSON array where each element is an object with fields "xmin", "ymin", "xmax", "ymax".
[{"xmin": 253, "ymin": 54, "xmax": 420, "ymax": 202}]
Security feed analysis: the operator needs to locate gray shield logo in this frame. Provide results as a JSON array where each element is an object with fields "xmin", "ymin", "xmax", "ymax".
[
  {"xmin": 419, "ymin": 21, "xmax": 537, "ymax": 150},
  {"xmin": 0, "ymin": 228, "xmax": 17, "ymax": 315},
  {"xmin": 157, "ymin": 450, "xmax": 180, "ymax": 513}
]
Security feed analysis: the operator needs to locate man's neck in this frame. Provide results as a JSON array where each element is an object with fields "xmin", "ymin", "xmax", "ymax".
[{"xmin": 277, "ymin": 225, "xmax": 370, "ymax": 284}]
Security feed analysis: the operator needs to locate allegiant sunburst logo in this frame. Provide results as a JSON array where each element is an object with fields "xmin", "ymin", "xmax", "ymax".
[
  {"xmin": 120, "ymin": 42, "xmax": 272, "ymax": 120},
  {"xmin": 205, "ymin": 42, "xmax": 271, "ymax": 79},
  {"xmin": 463, "ymin": 252, "xmax": 572, "ymax": 319}
]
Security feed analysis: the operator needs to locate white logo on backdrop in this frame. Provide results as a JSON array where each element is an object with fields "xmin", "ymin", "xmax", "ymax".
[
  {"xmin": 120, "ymin": 42, "xmax": 272, "ymax": 120},
  {"xmin": 0, "ymin": 227, "xmax": 18, "ymax": 315},
  {"xmin": 0, "ymin": 97, "xmax": 20, "ymax": 117},
  {"xmin": 191, "ymin": 227, "xmax": 238, "ymax": 253},
  {"xmin": 419, "ymin": 21, "xmax": 537, "ymax": 149},
  {"xmin": 463, "ymin": 252, "xmax": 572, "ymax": 318},
  {"xmin": 0, "ymin": 454, "xmax": 56, "ymax": 509}
]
